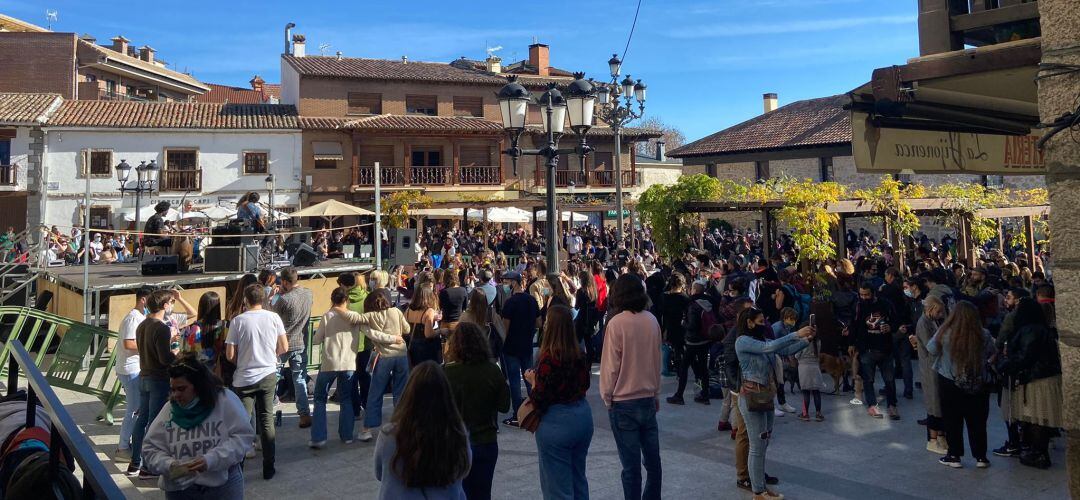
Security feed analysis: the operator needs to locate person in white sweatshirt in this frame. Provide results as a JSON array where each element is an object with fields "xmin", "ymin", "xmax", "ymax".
[{"xmin": 142, "ymin": 353, "xmax": 255, "ymax": 499}]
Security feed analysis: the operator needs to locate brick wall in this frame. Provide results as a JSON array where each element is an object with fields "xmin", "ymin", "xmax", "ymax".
[
  {"xmin": 0, "ymin": 32, "xmax": 76, "ymax": 97},
  {"xmin": 297, "ymin": 78, "xmax": 501, "ymax": 119}
]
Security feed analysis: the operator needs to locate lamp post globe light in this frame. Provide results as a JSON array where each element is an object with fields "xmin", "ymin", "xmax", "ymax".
[
  {"xmin": 596, "ymin": 54, "xmax": 646, "ymax": 246},
  {"xmin": 497, "ymin": 74, "xmax": 596, "ymax": 274},
  {"xmin": 115, "ymin": 159, "xmax": 159, "ymax": 248}
]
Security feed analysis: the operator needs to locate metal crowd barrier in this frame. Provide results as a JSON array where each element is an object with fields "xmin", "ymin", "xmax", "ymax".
[{"xmin": 6, "ymin": 339, "xmax": 125, "ymax": 499}]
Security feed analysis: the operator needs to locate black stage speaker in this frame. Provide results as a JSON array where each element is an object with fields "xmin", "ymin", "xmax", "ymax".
[
  {"xmin": 291, "ymin": 243, "xmax": 317, "ymax": 267},
  {"xmin": 204, "ymin": 245, "xmax": 258, "ymax": 273},
  {"xmin": 210, "ymin": 225, "xmax": 255, "ymax": 247},
  {"xmin": 142, "ymin": 255, "xmax": 180, "ymax": 276}
]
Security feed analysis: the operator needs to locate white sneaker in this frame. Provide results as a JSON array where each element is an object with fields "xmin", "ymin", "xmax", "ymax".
[
  {"xmin": 780, "ymin": 403, "xmax": 796, "ymax": 413},
  {"xmin": 773, "ymin": 408, "xmax": 785, "ymax": 417},
  {"xmin": 358, "ymin": 429, "xmax": 374, "ymax": 442},
  {"xmin": 245, "ymin": 449, "xmax": 257, "ymax": 459},
  {"xmin": 308, "ymin": 440, "xmax": 326, "ymax": 449},
  {"xmin": 849, "ymin": 398, "xmax": 863, "ymax": 405},
  {"xmin": 927, "ymin": 440, "xmax": 948, "ymax": 455},
  {"xmin": 343, "ymin": 439, "xmax": 354, "ymax": 445}
]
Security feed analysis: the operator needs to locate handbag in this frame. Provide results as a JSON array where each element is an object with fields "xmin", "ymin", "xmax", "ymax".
[
  {"xmin": 516, "ymin": 398, "xmax": 541, "ymax": 433},
  {"xmin": 740, "ymin": 380, "xmax": 776, "ymax": 412}
]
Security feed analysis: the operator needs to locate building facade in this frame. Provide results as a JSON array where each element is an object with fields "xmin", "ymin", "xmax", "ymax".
[{"xmin": 0, "ymin": 93, "xmax": 62, "ymax": 232}]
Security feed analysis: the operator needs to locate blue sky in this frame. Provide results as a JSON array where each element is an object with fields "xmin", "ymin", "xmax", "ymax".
[{"xmin": 6, "ymin": 0, "xmax": 918, "ymax": 141}]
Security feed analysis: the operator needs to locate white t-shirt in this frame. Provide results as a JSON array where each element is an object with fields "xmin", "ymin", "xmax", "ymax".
[
  {"xmin": 225, "ymin": 309, "xmax": 285, "ymax": 388},
  {"xmin": 115, "ymin": 308, "xmax": 145, "ymax": 376},
  {"xmin": 567, "ymin": 235, "xmax": 583, "ymax": 254}
]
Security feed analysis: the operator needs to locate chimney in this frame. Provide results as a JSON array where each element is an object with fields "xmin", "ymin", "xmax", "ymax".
[
  {"xmin": 336, "ymin": 51, "xmax": 342, "ymax": 61},
  {"xmin": 763, "ymin": 92, "xmax": 778, "ymax": 113},
  {"xmin": 486, "ymin": 54, "xmax": 502, "ymax": 73},
  {"xmin": 79, "ymin": 33, "xmax": 96, "ymax": 44},
  {"xmin": 655, "ymin": 140, "xmax": 666, "ymax": 162},
  {"xmin": 401, "ymin": 55, "xmax": 408, "ymax": 64},
  {"xmin": 250, "ymin": 75, "xmax": 265, "ymax": 95},
  {"xmin": 110, "ymin": 35, "xmax": 130, "ymax": 54},
  {"xmin": 528, "ymin": 43, "xmax": 550, "ymax": 76},
  {"xmin": 292, "ymin": 34, "xmax": 306, "ymax": 57},
  {"xmin": 138, "ymin": 45, "xmax": 155, "ymax": 63}
]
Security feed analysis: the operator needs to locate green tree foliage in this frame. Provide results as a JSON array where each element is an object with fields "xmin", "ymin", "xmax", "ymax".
[
  {"xmin": 638, "ymin": 174, "xmax": 722, "ymax": 258},
  {"xmin": 382, "ymin": 190, "xmax": 432, "ymax": 229},
  {"xmin": 775, "ymin": 180, "xmax": 847, "ymax": 263},
  {"xmin": 854, "ymin": 176, "xmax": 926, "ymax": 241}
]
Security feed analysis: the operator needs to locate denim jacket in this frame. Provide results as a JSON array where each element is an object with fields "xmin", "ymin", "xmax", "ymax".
[{"xmin": 735, "ymin": 333, "xmax": 809, "ymax": 386}]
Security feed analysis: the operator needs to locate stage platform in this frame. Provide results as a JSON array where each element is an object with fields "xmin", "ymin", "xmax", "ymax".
[{"xmin": 44, "ymin": 259, "xmax": 375, "ymax": 294}]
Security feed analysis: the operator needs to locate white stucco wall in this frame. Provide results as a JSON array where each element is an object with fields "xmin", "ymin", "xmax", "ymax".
[
  {"xmin": 280, "ymin": 61, "xmax": 301, "ymax": 106},
  {"xmin": 42, "ymin": 128, "xmax": 302, "ymax": 228}
]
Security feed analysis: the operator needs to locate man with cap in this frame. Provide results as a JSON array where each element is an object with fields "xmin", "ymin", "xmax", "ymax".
[{"xmin": 498, "ymin": 270, "xmax": 539, "ymax": 427}]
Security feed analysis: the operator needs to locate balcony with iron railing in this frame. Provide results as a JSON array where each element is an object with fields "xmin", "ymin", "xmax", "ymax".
[
  {"xmin": 159, "ymin": 169, "xmax": 202, "ymax": 191},
  {"xmin": 354, "ymin": 165, "xmax": 502, "ymax": 187},
  {"xmin": 533, "ymin": 169, "xmax": 638, "ymax": 188},
  {"xmin": 0, "ymin": 164, "xmax": 17, "ymax": 186}
]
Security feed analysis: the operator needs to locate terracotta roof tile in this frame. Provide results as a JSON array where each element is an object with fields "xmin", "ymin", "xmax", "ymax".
[
  {"xmin": 0, "ymin": 92, "xmax": 62, "ymax": 125},
  {"xmin": 49, "ymin": 101, "xmax": 299, "ymax": 129},
  {"xmin": 263, "ymin": 84, "xmax": 281, "ymax": 99},
  {"xmin": 78, "ymin": 40, "xmax": 209, "ymax": 92},
  {"xmin": 525, "ymin": 125, "xmax": 662, "ymax": 140},
  {"xmin": 348, "ymin": 115, "xmax": 503, "ymax": 133},
  {"xmin": 668, "ymin": 94, "xmax": 851, "ymax": 158},
  {"xmin": 195, "ymin": 83, "xmax": 271, "ymax": 104},
  {"xmin": 283, "ymin": 55, "xmax": 570, "ymax": 88},
  {"xmin": 299, "ymin": 116, "xmax": 352, "ymax": 130}
]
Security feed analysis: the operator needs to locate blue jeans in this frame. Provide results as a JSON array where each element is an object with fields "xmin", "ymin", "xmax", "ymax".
[
  {"xmin": 860, "ymin": 349, "xmax": 897, "ymax": 408},
  {"xmin": 609, "ymin": 398, "xmax": 662, "ymax": 500},
  {"xmin": 311, "ymin": 370, "xmax": 355, "ymax": 443},
  {"xmin": 364, "ymin": 355, "xmax": 409, "ymax": 429},
  {"xmin": 739, "ymin": 394, "xmax": 775, "ymax": 495},
  {"xmin": 280, "ymin": 350, "xmax": 311, "ymax": 416},
  {"xmin": 502, "ymin": 353, "xmax": 533, "ymax": 415},
  {"xmin": 131, "ymin": 376, "xmax": 170, "ymax": 466},
  {"xmin": 116, "ymin": 373, "xmax": 141, "ymax": 451},
  {"xmin": 463, "ymin": 442, "xmax": 499, "ymax": 500},
  {"xmin": 164, "ymin": 465, "xmax": 244, "ymax": 500},
  {"xmin": 536, "ymin": 399, "xmax": 593, "ymax": 500}
]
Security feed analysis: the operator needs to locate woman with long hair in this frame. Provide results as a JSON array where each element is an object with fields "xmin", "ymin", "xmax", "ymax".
[
  {"xmin": 926, "ymin": 300, "xmax": 996, "ymax": 468},
  {"xmin": 405, "ymin": 285, "xmax": 445, "ymax": 366},
  {"xmin": 660, "ymin": 273, "xmax": 693, "ymax": 405},
  {"xmin": 225, "ymin": 274, "xmax": 259, "ymax": 321},
  {"xmin": 184, "ymin": 292, "xmax": 224, "ymax": 371},
  {"xmin": 445, "ymin": 323, "xmax": 511, "ymax": 500},
  {"xmin": 526, "ymin": 305, "xmax": 593, "ymax": 499},
  {"xmin": 342, "ymin": 292, "xmax": 411, "ymax": 443},
  {"xmin": 1001, "ymin": 297, "xmax": 1062, "ymax": 469},
  {"xmin": 574, "ymin": 269, "xmax": 600, "ymax": 362},
  {"xmin": 374, "ymin": 361, "xmax": 471, "ymax": 499},
  {"xmin": 142, "ymin": 354, "xmax": 254, "ymax": 499},
  {"xmin": 734, "ymin": 307, "xmax": 813, "ymax": 500},
  {"xmin": 910, "ymin": 296, "xmax": 948, "ymax": 454},
  {"xmin": 439, "ymin": 270, "xmax": 468, "ymax": 331}
]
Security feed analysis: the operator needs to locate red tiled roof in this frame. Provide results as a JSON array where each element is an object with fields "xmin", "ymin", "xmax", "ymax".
[
  {"xmin": 349, "ymin": 115, "xmax": 503, "ymax": 133},
  {"xmin": 299, "ymin": 116, "xmax": 352, "ymax": 130},
  {"xmin": 195, "ymin": 83, "xmax": 270, "ymax": 104},
  {"xmin": 263, "ymin": 83, "xmax": 282, "ymax": 99},
  {"xmin": 668, "ymin": 94, "xmax": 852, "ymax": 158},
  {"xmin": 524, "ymin": 125, "xmax": 662, "ymax": 140},
  {"xmin": 0, "ymin": 92, "xmax": 62, "ymax": 125},
  {"xmin": 283, "ymin": 55, "xmax": 569, "ymax": 88},
  {"xmin": 49, "ymin": 101, "xmax": 299, "ymax": 129}
]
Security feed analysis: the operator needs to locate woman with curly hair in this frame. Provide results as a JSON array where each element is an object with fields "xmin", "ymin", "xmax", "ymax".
[{"xmin": 444, "ymin": 323, "xmax": 510, "ymax": 500}]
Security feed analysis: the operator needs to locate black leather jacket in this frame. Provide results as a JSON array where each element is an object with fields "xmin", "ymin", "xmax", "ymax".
[{"xmin": 1003, "ymin": 324, "xmax": 1062, "ymax": 386}]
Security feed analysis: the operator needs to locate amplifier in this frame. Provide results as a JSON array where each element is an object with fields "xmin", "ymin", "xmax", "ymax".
[
  {"xmin": 210, "ymin": 225, "xmax": 255, "ymax": 247},
  {"xmin": 203, "ymin": 245, "xmax": 259, "ymax": 273},
  {"xmin": 141, "ymin": 255, "xmax": 179, "ymax": 276}
]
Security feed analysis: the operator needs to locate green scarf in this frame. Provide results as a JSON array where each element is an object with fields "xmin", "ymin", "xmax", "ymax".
[{"xmin": 170, "ymin": 398, "xmax": 212, "ymax": 430}]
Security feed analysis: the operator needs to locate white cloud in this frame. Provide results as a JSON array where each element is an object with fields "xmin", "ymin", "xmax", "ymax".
[{"xmin": 667, "ymin": 14, "xmax": 916, "ymax": 38}]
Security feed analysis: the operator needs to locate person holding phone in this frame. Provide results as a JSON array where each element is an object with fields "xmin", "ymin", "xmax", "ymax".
[{"xmin": 142, "ymin": 353, "xmax": 254, "ymax": 499}]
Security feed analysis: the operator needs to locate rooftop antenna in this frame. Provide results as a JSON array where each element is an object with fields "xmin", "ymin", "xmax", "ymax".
[
  {"xmin": 318, "ymin": 43, "xmax": 332, "ymax": 56},
  {"xmin": 45, "ymin": 9, "xmax": 58, "ymax": 30}
]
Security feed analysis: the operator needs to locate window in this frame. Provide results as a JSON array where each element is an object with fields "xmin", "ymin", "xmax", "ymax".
[
  {"xmin": 105, "ymin": 80, "xmax": 116, "ymax": 95},
  {"xmin": 89, "ymin": 150, "xmax": 112, "ymax": 176},
  {"xmin": 89, "ymin": 207, "xmax": 110, "ymax": 229},
  {"xmin": 983, "ymin": 175, "xmax": 1005, "ymax": 189},
  {"xmin": 347, "ymin": 92, "xmax": 382, "ymax": 115},
  {"xmin": 706, "ymin": 164, "xmax": 717, "ymax": 177},
  {"xmin": 591, "ymin": 152, "xmax": 613, "ymax": 170},
  {"xmin": 459, "ymin": 146, "xmax": 490, "ymax": 166},
  {"xmin": 754, "ymin": 161, "xmax": 769, "ymax": 181},
  {"xmin": 406, "ymin": 95, "xmax": 438, "ymax": 116},
  {"xmin": 314, "ymin": 159, "xmax": 338, "ymax": 169},
  {"xmin": 166, "ymin": 149, "xmax": 198, "ymax": 170},
  {"xmin": 819, "ymin": 157, "xmax": 833, "ymax": 181},
  {"xmin": 243, "ymin": 152, "xmax": 268, "ymax": 174},
  {"xmin": 452, "ymin": 96, "xmax": 483, "ymax": 117},
  {"xmin": 893, "ymin": 172, "xmax": 914, "ymax": 185},
  {"xmin": 410, "ymin": 148, "xmax": 442, "ymax": 166}
]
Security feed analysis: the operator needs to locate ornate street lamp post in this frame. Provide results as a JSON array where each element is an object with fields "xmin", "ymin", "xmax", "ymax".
[
  {"xmin": 595, "ymin": 54, "xmax": 646, "ymax": 247},
  {"xmin": 115, "ymin": 159, "xmax": 159, "ymax": 235},
  {"xmin": 498, "ymin": 73, "xmax": 596, "ymax": 274}
]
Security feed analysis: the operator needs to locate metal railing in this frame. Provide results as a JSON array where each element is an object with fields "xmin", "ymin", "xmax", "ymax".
[
  {"xmin": 5, "ymin": 339, "xmax": 125, "ymax": 499},
  {"xmin": 533, "ymin": 169, "xmax": 638, "ymax": 188},
  {"xmin": 356, "ymin": 165, "xmax": 406, "ymax": 186},
  {"xmin": 459, "ymin": 165, "xmax": 502, "ymax": 185},
  {"xmin": 159, "ymin": 169, "xmax": 202, "ymax": 191},
  {"xmin": 588, "ymin": 169, "xmax": 638, "ymax": 187},
  {"xmin": 410, "ymin": 166, "xmax": 452, "ymax": 185},
  {"xmin": 0, "ymin": 164, "xmax": 16, "ymax": 186},
  {"xmin": 355, "ymin": 166, "xmax": 503, "ymax": 187}
]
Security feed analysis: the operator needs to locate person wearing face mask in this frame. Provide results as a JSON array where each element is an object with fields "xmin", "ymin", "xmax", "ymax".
[
  {"xmin": 129, "ymin": 289, "xmax": 182, "ymax": 479},
  {"xmin": 879, "ymin": 268, "xmax": 914, "ymax": 400},
  {"xmin": 142, "ymin": 353, "xmax": 254, "ymax": 499},
  {"xmin": 910, "ymin": 296, "xmax": 949, "ymax": 455},
  {"xmin": 114, "ymin": 286, "xmax": 155, "ymax": 466},
  {"xmin": 848, "ymin": 284, "xmax": 900, "ymax": 420},
  {"xmin": 990, "ymin": 287, "xmax": 1030, "ymax": 458}
]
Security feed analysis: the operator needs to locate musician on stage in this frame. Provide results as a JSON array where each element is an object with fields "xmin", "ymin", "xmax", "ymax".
[
  {"xmin": 236, "ymin": 192, "xmax": 267, "ymax": 233},
  {"xmin": 143, "ymin": 201, "xmax": 174, "ymax": 255}
]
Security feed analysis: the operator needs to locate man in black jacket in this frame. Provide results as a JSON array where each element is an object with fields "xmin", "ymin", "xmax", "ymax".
[
  {"xmin": 879, "ymin": 267, "xmax": 914, "ymax": 399},
  {"xmin": 851, "ymin": 284, "xmax": 900, "ymax": 420}
]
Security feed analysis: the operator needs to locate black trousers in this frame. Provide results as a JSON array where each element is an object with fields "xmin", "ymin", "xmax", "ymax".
[
  {"xmin": 675, "ymin": 342, "xmax": 710, "ymax": 398},
  {"xmin": 939, "ymin": 375, "xmax": 990, "ymax": 459}
]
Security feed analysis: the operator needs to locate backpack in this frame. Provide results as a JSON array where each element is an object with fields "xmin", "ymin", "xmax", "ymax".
[
  {"xmin": 699, "ymin": 303, "xmax": 719, "ymax": 341},
  {"xmin": 783, "ymin": 284, "xmax": 812, "ymax": 323}
]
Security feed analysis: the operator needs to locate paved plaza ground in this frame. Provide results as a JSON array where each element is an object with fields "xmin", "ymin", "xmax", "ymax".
[{"xmin": 61, "ymin": 367, "xmax": 1069, "ymax": 499}]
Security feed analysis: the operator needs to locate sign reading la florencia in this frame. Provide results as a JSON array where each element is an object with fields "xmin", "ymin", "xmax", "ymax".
[{"xmin": 852, "ymin": 111, "xmax": 1046, "ymax": 174}]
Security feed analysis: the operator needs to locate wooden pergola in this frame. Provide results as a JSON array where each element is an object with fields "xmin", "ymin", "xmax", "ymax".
[{"xmin": 684, "ymin": 197, "xmax": 1048, "ymax": 267}]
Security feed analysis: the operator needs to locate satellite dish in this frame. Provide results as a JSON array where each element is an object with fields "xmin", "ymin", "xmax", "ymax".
[{"xmin": 318, "ymin": 43, "xmax": 332, "ymax": 56}]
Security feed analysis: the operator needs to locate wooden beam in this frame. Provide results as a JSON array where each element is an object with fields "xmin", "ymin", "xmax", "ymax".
[
  {"xmin": 763, "ymin": 209, "xmax": 774, "ymax": 260},
  {"xmin": 1023, "ymin": 215, "xmax": 1036, "ymax": 260},
  {"xmin": 950, "ymin": 3, "xmax": 1040, "ymax": 32}
]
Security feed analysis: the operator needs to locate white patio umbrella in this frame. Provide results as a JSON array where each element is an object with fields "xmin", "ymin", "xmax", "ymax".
[
  {"xmin": 194, "ymin": 205, "xmax": 238, "ymax": 220},
  {"xmin": 470, "ymin": 207, "xmax": 531, "ymax": 223},
  {"xmin": 536, "ymin": 210, "xmax": 588, "ymax": 222},
  {"xmin": 410, "ymin": 208, "xmax": 464, "ymax": 218},
  {"xmin": 123, "ymin": 208, "xmax": 182, "ymax": 222}
]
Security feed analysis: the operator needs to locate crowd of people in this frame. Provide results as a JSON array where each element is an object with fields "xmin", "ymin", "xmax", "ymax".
[{"xmin": 105, "ymin": 218, "xmax": 1061, "ymax": 500}]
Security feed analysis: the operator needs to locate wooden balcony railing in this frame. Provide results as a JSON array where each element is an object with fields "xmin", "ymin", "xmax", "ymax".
[
  {"xmin": 159, "ymin": 169, "xmax": 202, "ymax": 191},
  {"xmin": 354, "ymin": 166, "xmax": 502, "ymax": 187},
  {"xmin": 534, "ymin": 169, "xmax": 637, "ymax": 188},
  {"xmin": 0, "ymin": 165, "xmax": 16, "ymax": 186}
]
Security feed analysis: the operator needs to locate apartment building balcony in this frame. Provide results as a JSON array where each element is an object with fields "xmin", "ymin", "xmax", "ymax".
[
  {"xmin": 0, "ymin": 165, "xmax": 16, "ymax": 186},
  {"xmin": 533, "ymin": 169, "xmax": 638, "ymax": 189},
  {"xmin": 353, "ymin": 165, "xmax": 502, "ymax": 187},
  {"xmin": 159, "ymin": 169, "xmax": 202, "ymax": 191}
]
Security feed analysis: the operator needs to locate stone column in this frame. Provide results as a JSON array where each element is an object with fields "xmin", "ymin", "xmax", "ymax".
[
  {"xmin": 1039, "ymin": 0, "xmax": 1080, "ymax": 495},
  {"xmin": 26, "ymin": 127, "xmax": 47, "ymax": 267}
]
